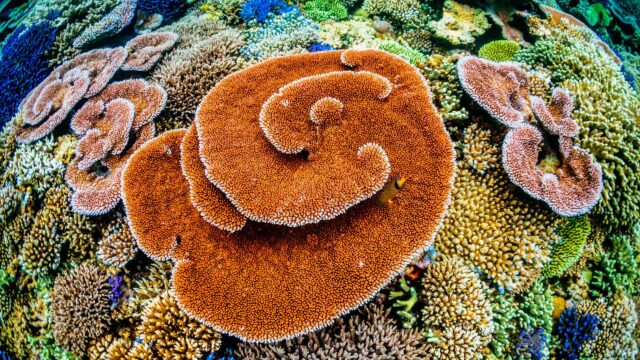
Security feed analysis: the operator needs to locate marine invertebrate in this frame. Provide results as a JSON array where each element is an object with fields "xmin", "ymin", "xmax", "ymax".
[
  {"xmin": 240, "ymin": 0, "xmax": 293, "ymax": 23},
  {"xmin": 97, "ymin": 215, "xmax": 137, "ymax": 268},
  {"xmin": 502, "ymin": 125, "xmax": 603, "ymax": 216},
  {"xmin": 556, "ymin": 307, "xmax": 600, "ymax": 360},
  {"xmin": 478, "ymin": 40, "xmax": 521, "ymax": 62},
  {"xmin": 304, "ymin": 0, "xmax": 348, "ymax": 22},
  {"xmin": 51, "ymin": 264, "xmax": 111, "ymax": 354},
  {"xmin": 137, "ymin": 291, "xmax": 222, "ymax": 358},
  {"xmin": 461, "ymin": 122, "xmax": 501, "ymax": 174},
  {"xmin": 150, "ymin": 28, "xmax": 244, "ymax": 130},
  {"xmin": 0, "ymin": 19, "xmax": 57, "ymax": 129},
  {"xmin": 417, "ymin": 54, "xmax": 468, "ymax": 122},
  {"xmin": 121, "ymin": 31, "xmax": 179, "ymax": 71},
  {"xmin": 361, "ymin": 0, "xmax": 427, "ymax": 28},
  {"xmin": 423, "ymin": 325, "xmax": 482, "ymax": 360},
  {"xmin": 514, "ymin": 328, "xmax": 547, "ymax": 360},
  {"xmin": 122, "ymin": 49, "xmax": 454, "ymax": 341},
  {"xmin": 428, "ymin": 0, "xmax": 491, "ymax": 46},
  {"xmin": 378, "ymin": 40, "xmax": 426, "ymax": 65},
  {"xmin": 589, "ymin": 233, "xmax": 638, "ymax": 296},
  {"xmin": 16, "ymin": 47, "xmax": 128, "ymax": 143},
  {"xmin": 236, "ymin": 303, "xmax": 429, "ymax": 358},
  {"xmin": 66, "ymin": 79, "xmax": 164, "ymax": 216},
  {"xmin": 126, "ymin": 261, "xmax": 173, "ymax": 318},
  {"xmin": 73, "ymin": 0, "xmax": 137, "ymax": 48},
  {"xmin": 137, "ymin": 0, "xmax": 188, "ymax": 20},
  {"xmin": 308, "ymin": 41, "xmax": 335, "ymax": 52},
  {"xmin": 530, "ymin": 87, "xmax": 578, "ymax": 137},
  {"xmin": 542, "ymin": 216, "xmax": 591, "ymax": 278},
  {"xmin": 457, "ymin": 56, "xmax": 530, "ymax": 127}
]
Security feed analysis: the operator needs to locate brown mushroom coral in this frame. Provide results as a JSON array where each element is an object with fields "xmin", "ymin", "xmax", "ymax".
[
  {"xmin": 502, "ymin": 125, "xmax": 603, "ymax": 216},
  {"xmin": 121, "ymin": 49, "xmax": 455, "ymax": 342},
  {"xmin": 66, "ymin": 79, "xmax": 166, "ymax": 216},
  {"xmin": 122, "ymin": 32, "xmax": 179, "ymax": 72},
  {"xmin": 531, "ymin": 87, "xmax": 579, "ymax": 137},
  {"xmin": 16, "ymin": 47, "xmax": 128, "ymax": 143},
  {"xmin": 457, "ymin": 56, "xmax": 530, "ymax": 128}
]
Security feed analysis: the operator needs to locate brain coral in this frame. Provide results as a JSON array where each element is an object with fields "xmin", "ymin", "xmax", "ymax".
[{"xmin": 122, "ymin": 49, "xmax": 454, "ymax": 341}]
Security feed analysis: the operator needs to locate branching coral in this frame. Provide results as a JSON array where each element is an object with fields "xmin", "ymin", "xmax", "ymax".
[
  {"xmin": 478, "ymin": 40, "xmax": 521, "ymax": 62},
  {"xmin": 121, "ymin": 31, "xmax": 179, "ymax": 72},
  {"xmin": 240, "ymin": 0, "xmax": 293, "ymax": 23},
  {"xmin": 72, "ymin": 0, "xmax": 138, "ymax": 48},
  {"xmin": 126, "ymin": 261, "xmax": 173, "ymax": 318},
  {"xmin": 236, "ymin": 303, "xmax": 429, "ymax": 359},
  {"xmin": 378, "ymin": 40, "xmax": 426, "ymax": 65},
  {"xmin": 52, "ymin": 264, "xmax": 111, "ymax": 355},
  {"xmin": 542, "ymin": 216, "xmax": 591, "ymax": 278},
  {"xmin": 428, "ymin": 0, "xmax": 490, "ymax": 47},
  {"xmin": 556, "ymin": 307, "xmax": 600, "ymax": 360},
  {"xmin": 149, "ymin": 27, "xmax": 244, "ymax": 130},
  {"xmin": 138, "ymin": 0, "xmax": 189, "ymax": 21},
  {"xmin": 304, "ymin": 0, "xmax": 348, "ymax": 22},
  {"xmin": 461, "ymin": 122, "xmax": 501, "ymax": 174},
  {"xmin": 66, "ymin": 79, "xmax": 165, "ymax": 215},
  {"xmin": 97, "ymin": 215, "xmax": 137, "ymax": 268},
  {"xmin": 417, "ymin": 54, "xmax": 469, "ymax": 123},
  {"xmin": 122, "ymin": 49, "xmax": 454, "ymax": 341},
  {"xmin": 590, "ymin": 233, "xmax": 638, "ymax": 296},
  {"xmin": 361, "ymin": 0, "xmax": 427, "ymax": 28}
]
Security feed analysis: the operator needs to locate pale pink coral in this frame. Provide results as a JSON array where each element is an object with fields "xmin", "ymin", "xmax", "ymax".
[
  {"xmin": 122, "ymin": 32, "xmax": 179, "ymax": 72},
  {"xmin": 531, "ymin": 87, "xmax": 579, "ymax": 137},
  {"xmin": 457, "ymin": 56, "xmax": 530, "ymax": 128}
]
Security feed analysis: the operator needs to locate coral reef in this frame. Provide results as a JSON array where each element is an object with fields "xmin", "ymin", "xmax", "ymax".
[
  {"xmin": 556, "ymin": 307, "xmax": 600, "ymax": 359},
  {"xmin": 72, "ymin": 0, "xmax": 137, "ymax": 49},
  {"xmin": 121, "ymin": 31, "xmax": 179, "ymax": 71},
  {"xmin": 122, "ymin": 49, "xmax": 454, "ymax": 341},
  {"xmin": 428, "ymin": 0, "xmax": 490, "ymax": 46},
  {"xmin": 478, "ymin": 40, "xmax": 521, "ymax": 62},
  {"xmin": 542, "ymin": 216, "xmax": 591, "ymax": 278},
  {"xmin": 97, "ymin": 215, "xmax": 137, "ymax": 268}
]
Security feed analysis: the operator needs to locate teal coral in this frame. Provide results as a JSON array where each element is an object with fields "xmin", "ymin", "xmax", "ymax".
[
  {"xmin": 478, "ymin": 40, "xmax": 521, "ymax": 62},
  {"xmin": 542, "ymin": 216, "xmax": 592, "ymax": 279},
  {"xmin": 303, "ymin": 0, "xmax": 348, "ymax": 22}
]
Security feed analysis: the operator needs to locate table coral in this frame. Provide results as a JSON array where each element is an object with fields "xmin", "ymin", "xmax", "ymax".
[
  {"xmin": 51, "ymin": 264, "xmax": 112, "ymax": 355},
  {"xmin": 72, "ymin": 0, "xmax": 138, "ymax": 49},
  {"xmin": 122, "ymin": 49, "xmax": 454, "ymax": 341},
  {"xmin": 121, "ymin": 31, "xmax": 179, "ymax": 72},
  {"xmin": 236, "ymin": 303, "xmax": 429, "ymax": 359},
  {"xmin": 428, "ymin": 0, "xmax": 490, "ymax": 47}
]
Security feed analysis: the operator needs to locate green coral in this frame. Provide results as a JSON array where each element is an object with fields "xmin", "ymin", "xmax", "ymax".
[
  {"xmin": 488, "ymin": 295, "xmax": 518, "ymax": 358},
  {"xmin": 590, "ymin": 233, "xmax": 638, "ymax": 297},
  {"xmin": 418, "ymin": 55, "xmax": 469, "ymax": 122},
  {"xmin": 361, "ymin": 0, "xmax": 428, "ymax": 28},
  {"xmin": 515, "ymin": 20, "xmax": 640, "ymax": 230},
  {"xmin": 378, "ymin": 40, "xmax": 426, "ymax": 65},
  {"xmin": 515, "ymin": 281, "xmax": 553, "ymax": 337},
  {"xmin": 542, "ymin": 216, "xmax": 591, "ymax": 279},
  {"xmin": 478, "ymin": 40, "xmax": 521, "ymax": 62},
  {"xmin": 388, "ymin": 276, "xmax": 419, "ymax": 328},
  {"xmin": 304, "ymin": 0, "xmax": 348, "ymax": 22},
  {"xmin": 584, "ymin": 3, "xmax": 612, "ymax": 27}
]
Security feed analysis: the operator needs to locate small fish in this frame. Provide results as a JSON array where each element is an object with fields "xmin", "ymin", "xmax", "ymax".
[{"xmin": 377, "ymin": 176, "xmax": 406, "ymax": 205}]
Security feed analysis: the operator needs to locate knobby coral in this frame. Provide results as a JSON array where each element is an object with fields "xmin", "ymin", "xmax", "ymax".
[
  {"xmin": 66, "ymin": 79, "xmax": 165, "ymax": 216},
  {"xmin": 122, "ymin": 49, "xmax": 454, "ymax": 341},
  {"xmin": 51, "ymin": 264, "xmax": 111, "ymax": 354}
]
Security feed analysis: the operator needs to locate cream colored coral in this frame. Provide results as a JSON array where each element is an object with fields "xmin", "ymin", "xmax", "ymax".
[{"xmin": 428, "ymin": 0, "xmax": 490, "ymax": 46}]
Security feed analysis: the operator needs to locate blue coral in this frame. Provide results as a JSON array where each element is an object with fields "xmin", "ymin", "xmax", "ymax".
[
  {"xmin": 137, "ymin": 0, "xmax": 187, "ymax": 20},
  {"xmin": 557, "ymin": 307, "xmax": 601, "ymax": 360},
  {"xmin": 240, "ymin": 0, "xmax": 295, "ymax": 23},
  {"xmin": 515, "ymin": 328, "xmax": 547, "ymax": 360},
  {"xmin": 108, "ymin": 274, "xmax": 125, "ymax": 306},
  {"xmin": 308, "ymin": 42, "xmax": 335, "ymax": 52},
  {"xmin": 0, "ymin": 18, "xmax": 57, "ymax": 129}
]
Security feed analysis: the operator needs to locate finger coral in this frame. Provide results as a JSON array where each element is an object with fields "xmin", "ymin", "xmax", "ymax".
[
  {"xmin": 66, "ymin": 79, "xmax": 165, "ymax": 216},
  {"xmin": 16, "ymin": 47, "xmax": 128, "ymax": 143},
  {"xmin": 122, "ymin": 49, "xmax": 455, "ymax": 341},
  {"xmin": 236, "ymin": 303, "xmax": 429, "ymax": 359},
  {"xmin": 52, "ymin": 264, "xmax": 112, "ymax": 354},
  {"xmin": 457, "ymin": 56, "xmax": 530, "ymax": 127},
  {"xmin": 121, "ymin": 31, "xmax": 179, "ymax": 72}
]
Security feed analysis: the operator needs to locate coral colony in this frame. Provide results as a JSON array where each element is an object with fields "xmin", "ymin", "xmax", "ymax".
[{"xmin": 1, "ymin": 0, "xmax": 640, "ymax": 359}]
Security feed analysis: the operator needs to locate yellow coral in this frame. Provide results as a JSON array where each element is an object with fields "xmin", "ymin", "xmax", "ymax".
[{"xmin": 428, "ymin": 0, "xmax": 490, "ymax": 46}]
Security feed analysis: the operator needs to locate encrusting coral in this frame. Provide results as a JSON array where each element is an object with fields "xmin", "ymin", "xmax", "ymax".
[
  {"xmin": 121, "ymin": 31, "xmax": 179, "ymax": 72},
  {"xmin": 236, "ymin": 302, "xmax": 429, "ymax": 359},
  {"xmin": 51, "ymin": 264, "xmax": 112, "ymax": 355},
  {"xmin": 65, "ymin": 79, "xmax": 166, "ymax": 216},
  {"xmin": 122, "ymin": 49, "xmax": 455, "ymax": 341}
]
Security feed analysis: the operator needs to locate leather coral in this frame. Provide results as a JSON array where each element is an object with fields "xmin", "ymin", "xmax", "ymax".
[
  {"xmin": 458, "ymin": 56, "xmax": 603, "ymax": 216},
  {"xmin": 121, "ymin": 49, "xmax": 455, "ymax": 342},
  {"xmin": 66, "ymin": 79, "xmax": 166, "ymax": 216}
]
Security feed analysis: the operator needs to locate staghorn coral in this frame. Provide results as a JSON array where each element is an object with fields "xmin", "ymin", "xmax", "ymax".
[
  {"xmin": 137, "ymin": 291, "xmax": 222, "ymax": 359},
  {"xmin": 240, "ymin": 0, "xmax": 293, "ymax": 23},
  {"xmin": 423, "ymin": 325, "xmax": 483, "ymax": 360},
  {"xmin": 72, "ymin": 0, "xmax": 138, "ymax": 49},
  {"xmin": 126, "ymin": 261, "xmax": 173, "ymax": 318},
  {"xmin": 542, "ymin": 216, "xmax": 591, "ymax": 279},
  {"xmin": 52, "ymin": 264, "xmax": 112, "ymax": 355},
  {"xmin": 97, "ymin": 215, "xmax": 137, "ymax": 268},
  {"xmin": 457, "ymin": 56, "xmax": 530, "ymax": 128},
  {"xmin": 66, "ymin": 79, "xmax": 165, "ymax": 216},
  {"xmin": 577, "ymin": 293, "xmax": 638, "ymax": 359},
  {"xmin": 590, "ymin": 233, "xmax": 638, "ymax": 297},
  {"xmin": 556, "ymin": 307, "xmax": 600, "ymax": 360},
  {"xmin": 121, "ymin": 32, "xmax": 179, "ymax": 72},
  {"xmin": 149, "ymin": 28, "xmax": 244, "ymax": 130},
  {"xmin": 236, "ymin": 302, "xmax": 428, "ymax": 359},
  {"xmin": 516, "ymin": 17, "xmax": 640, "ymax": 229},
  {"xmin": 5, "ymin": 135, "xmax": 65, "ymax": 193},
  {"xmin": 435, "ymin": 149, "xmax": 559, "ymax": 292},
  {"xmin": 428, "ymin": 0, "xmax": 490, "ymax": 47},
  {"xmin": 122, "ymin": 49, "xmax": 454, "ymax": 341},
  {"xmin": 16, "ymin": 47, "xmax": 128, "ymax": 143},
  {"xmin": 317, "ymin": 17, "xmax": 388, "ymax": 50},
  {"xmin": 478, "ymin": 40, "xmax": 521, "ymax": 62}
]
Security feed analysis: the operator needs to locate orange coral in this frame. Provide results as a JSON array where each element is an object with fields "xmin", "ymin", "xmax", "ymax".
[
  {"xmin": 66, "ymin": 80, "xmax": 165, "ymax": 216},
  {"xmin": 16, "ymin": 47, "xmax": 128, "ymax": 143},
  {"xmin": 531, "ymin": 87, "xmax": 578, "ymax": 137},
  {"xmin": 122, "ymin": 32, "xmax": 179, "ymax": 72},
  {"xmin": 502, "ymin": 125, "xmax": 603, "ymax": 216},
  {"xmin": 457, "ymin": 56, "xmax": 530, "ymax": 128},
  {"xmin": 122, "ymin": 49, "xmax": 455, "ymax": 342}
]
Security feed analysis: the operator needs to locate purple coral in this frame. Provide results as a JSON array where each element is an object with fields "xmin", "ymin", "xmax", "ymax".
[
  {"xmin": 515, "ymin": 328, "xmax": 547, "ymax": 360},
  {"xmin": 108, "ymin": 274, "xmax": 125, "ymax": 306}
]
